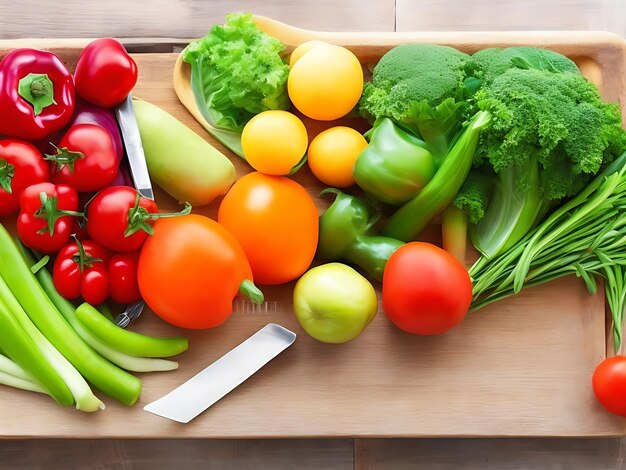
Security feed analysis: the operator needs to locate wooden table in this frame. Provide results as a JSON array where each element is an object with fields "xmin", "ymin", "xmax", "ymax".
[{"xmin": 1, "ymin": 1, "xmax": 626, "ymax": 468}]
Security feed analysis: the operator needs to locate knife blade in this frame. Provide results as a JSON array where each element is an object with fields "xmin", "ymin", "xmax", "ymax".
[
  {"xmin": 144, "ymin": 323, "xmax": 297, "ymax": 424},
  {"xmin": 115, "ymin": 94, "xmax": 154, "ymax": 201}
]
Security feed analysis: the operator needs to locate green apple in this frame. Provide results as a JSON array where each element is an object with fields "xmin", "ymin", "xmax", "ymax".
[{"xmin": 293, "ymin": 263, "xmax": 378, "ymax": 343}]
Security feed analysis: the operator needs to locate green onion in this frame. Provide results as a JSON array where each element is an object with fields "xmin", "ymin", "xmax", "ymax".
[
  {"xmin": 75, "ymin": 303, "xmax": 188, "ymax": 358},
  {"xmin": 470, "ymin": 151, "xmax": 626, "ymax": 352},
  {"xmin": 0, "ymin": 224, "xmax": 141, "ymax": 406}
]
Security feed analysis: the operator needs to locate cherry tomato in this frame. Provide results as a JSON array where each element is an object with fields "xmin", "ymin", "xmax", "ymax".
[
  {"xmin": 382, "ymin": 242, "xmax": 472, "ymax": 335},
  {"xmin": 108, "ymin": 251, "xmax": 141, "ymax": 304},
  {"xmin": 138, "ymin": 215, "xmax": 259, "ymax": 329},
  {"xmin": 241, "ymin": 111, "xmax": 308, "ymax": 175},
  {"xmin": 74, "ymin": 38, "xmax": 138, "ymax": 108},
  {"xmin": 593, "ymin": 356, "xmax": 626, "ymax": 417},
  {"xmin": 288, "ymin": 45, "xmax": 363, "ymax": 121},
  {"xmin": 18, "ymin": 182, "xmax": 81, "ymax": 254},
  {"xmin": 48, "ymin": 124, "xmax": 118, "ymax": 192},
  {"xmin": 307, "ymin": 126, "xmax": 367, "ymax": 187},
  {"xmin": 53, "ymin": 238, "xmax": 111, "ymax": 306},
  {"xmin": 0, "ymin": 139, "xmax": 50, "ymax": 216},
  {"xmin": 218, "ymin": 172, "xmax": 319, "ymax": 285},
  {"xmin": 86, "ymin": 186, "xmax": 190, "ymax": 253}
]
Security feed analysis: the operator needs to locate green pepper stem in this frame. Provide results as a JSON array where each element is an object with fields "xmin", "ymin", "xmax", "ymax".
[
  {"xmin": 45, "ymin": 145, "xmax": 85, "ymax": 173},
  {"xmin": 0, "ymin": 159, "xmax": 15, "ymax": 194},
  {"xmin": 34, "ymin": 192, "xmax": 84, "ymax": 236},
  {"xmin": 125, "ymin": 193, "xmax": 192, "ymax": 237},
  {"xmin": 70, "ymin": 235, "xmax": 103, "ymax": 272},
  {"xmin": 239, "ymin": 280, "xmax": 264, "ymax": 304},
  {"xmin": 344, "ymin": 236, "xmax": 404, "ymax": 282},
  {"xmin": 18, "ymin": 73, "xmax": 57, "ymax": 116}
]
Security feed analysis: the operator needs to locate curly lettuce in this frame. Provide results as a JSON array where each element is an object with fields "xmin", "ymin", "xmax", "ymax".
[{"xmin": 182, "ymin": 13, "xmax": 290, "ymax": 155}]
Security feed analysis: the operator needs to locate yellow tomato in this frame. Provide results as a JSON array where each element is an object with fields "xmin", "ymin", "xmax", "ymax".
[
  {"xmin": 288, "ymin": 45, "xmax": 363, "ymax": 121},
  {"xmin": 289, "ymin": 40, "xmax": 330, "ymax": 67},
  {"xmin": 241, "ymin": 110, "xmax": 308, "ymax": 175},
  {"xmin": 307, "ymin": 126, "xmax": 368, "ymax": 187}
]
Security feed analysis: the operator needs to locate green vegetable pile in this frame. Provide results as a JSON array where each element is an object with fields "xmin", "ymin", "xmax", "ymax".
[
  {"xmin": 182, "ymin": 13, "xmax": 291, "ymax": 157},
  {"xmin": 354, "ymin": 44, "xmax": 626, "ymax": 258},
  {"xmin": 470, "ymin": 150, "xmax": 626, "ymax": 351},
  {"xmin": 456, "ymin": 48, "xmax": 626, "ymax": 259},
  {"xmin": 0, "ymin": 224, "xmax": 188, "ymax": 411}
]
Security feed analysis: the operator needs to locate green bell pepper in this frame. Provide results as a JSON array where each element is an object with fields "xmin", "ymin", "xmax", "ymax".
[
  {"xmin": 353, "ymin": 118, "xmax": 436, "ymax": 205},
  {"xmin": 316, "ymin": 188, "xmax": 404, "ymax": 282}
]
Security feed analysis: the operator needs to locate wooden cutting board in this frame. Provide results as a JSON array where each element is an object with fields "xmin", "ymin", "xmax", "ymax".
[{"xmin": 1, "ymin": 22, "xmax": 626, "ymax": 438}]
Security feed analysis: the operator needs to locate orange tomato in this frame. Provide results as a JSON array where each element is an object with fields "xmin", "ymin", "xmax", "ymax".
[
  {"xmin": 137, "ymin": 214, "xmax": 257, "ymax": 329},
  {"xmin": 218, "ymin": 172, "xmax": 319, "ymax": 285}
]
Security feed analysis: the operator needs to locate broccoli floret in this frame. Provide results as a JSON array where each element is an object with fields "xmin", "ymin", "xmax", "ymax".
[
  {"xmin": 473, "ymin": 47, "xmax": 581, "ymax": 82},
  {"xmin": 463, "ymin": 62, "xmax": 626, "ymax": 258},
  {"xmin": 473, "ymin": 67, "xmax": 626, "ymax": 201},
  {"xmin": 359, "ymin": 44, "xmax": 474, "ymax": 162},
  {"xmin": 453, "ymin": 170, "xmax": 493, "ymax": 223}
]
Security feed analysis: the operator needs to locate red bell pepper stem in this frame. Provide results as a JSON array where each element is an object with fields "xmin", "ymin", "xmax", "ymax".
[{"xmin": 18, "ymin": 73, "xmax": 57, "ymax": 116}]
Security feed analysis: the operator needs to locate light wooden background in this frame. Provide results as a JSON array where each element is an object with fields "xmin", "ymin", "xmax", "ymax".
[{"xmin": 1, "ymin": 0, "xmax": 626, "ymax": 468}]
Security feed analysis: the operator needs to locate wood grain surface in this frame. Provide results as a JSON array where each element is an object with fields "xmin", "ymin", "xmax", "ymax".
[
  {"xmin": 1, "ymin": 31, "xmax": 625, "ymax": 439},
  {"xmin": 2, "ymin": 2, "xmax": 626, "ymax": 468},
  {"xmin": 396, "ymin": 0, "xmax": 626, "ymax": 35},
  {"xmin": 0, "ymin": 0, "xmax": 395, "ymax": 39}
]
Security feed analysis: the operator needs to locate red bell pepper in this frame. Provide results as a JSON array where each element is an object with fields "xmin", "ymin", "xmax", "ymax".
[
  {"xmin": 17, "ymin": 182, "xmax": 83, "ymax": 254},
  {"xmin": 74, "ymin": 38, "xmax": 138, "ymax": 108},
  {"xmin": 53, "ymin": 237, "xmax": 111, "ymax": 306},
  {"xmin": 0, "ymin": 49, "xmax": 75, "ymax": 142}
]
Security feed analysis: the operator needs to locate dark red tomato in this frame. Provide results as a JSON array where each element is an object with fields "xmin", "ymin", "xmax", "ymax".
[
  {"xmin": 86, "ymin": 186, "xmax": 190, "ymax": 253},
  {"xmin": 108, "ymin": 251, "xmax": 141, "ymax": 304},
  {"xmin": 17, "ymin": 182, "xmax": 81, "ymax": 254},
  {"xmin": 48, "ymin": 124, "xmax": 118, "ymax": 192},
  {"xmin": 74, "ymin": 38, "xmax": 138, "ymax": 108},
  {"xmin": 0, "ymin": 139, "xmax": 49, "ymax": 216},
  {"xmin": 592, "ymin": 356, "xmax": 626, "ymax": 417},
  {"xmin": 53, "ymin": 238, "xmax": 111, "ymax": 306},
  {"xmin": 382, "ymin": 242, "xmax": 472, "ymax": 335}
]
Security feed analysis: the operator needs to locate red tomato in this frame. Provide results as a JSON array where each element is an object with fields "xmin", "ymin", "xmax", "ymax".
[
  {"xmin": 53, "ymin": 238, "xmax": 111, "ymax": 306},
  {"xmin": 74, "ymin": 38, "xmax": 138, "ymax": 108},
  {"xmin": 0, "ymin": 139, "xmax": 49, "ymax": 216},
  {"xmin": 382, "ymin": 242, "xmax": 472, "ymax": 335},
  {"xmin": 86, "ymin": 186, "xmax": 159, "ymax": 252},
  {"xmin": 86, "ymin": 186, "xmax": 190, "ymax": 253},
  {"xmin": 138, "ymin": 215, "xmax": 259, "ymax": 329},
  {"xmin": 17, "ymin": 182, "xmax": 81, "ymax": 254},
  {"xmin": 217, "ymin": 172, "xmax": 319, "ymax": 285},
  {"xmin": 108, "ymin": 251, "xmax": 141, "ymax": 304},
  {"xmin": 48, "ymin": 124, "xmax": 118, "ymax": 192},
  {"xmin": 593, "ymin": 356, "xmax": 626, "ymax": 417}
]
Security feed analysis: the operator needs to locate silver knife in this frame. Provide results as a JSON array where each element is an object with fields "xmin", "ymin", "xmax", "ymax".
[
  {"xmin": 114, "ymin": 93, "xmax": 153, "ymax": 327},
  {"xmin": 144, "ymin": 324, "xmax": 297, "ymax": 423},
  {"xmin": 115, "ymin": 93, "xmax": 154, "ymax": 201}
]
